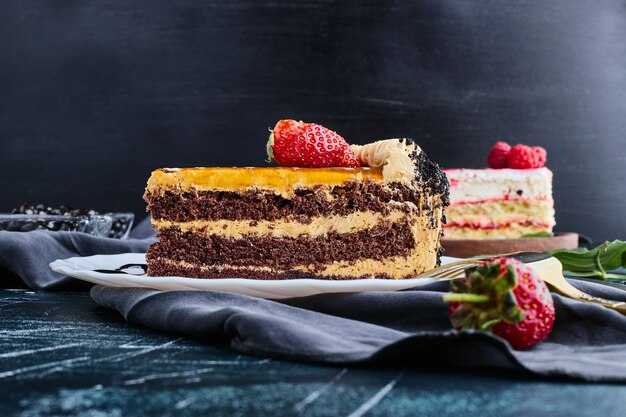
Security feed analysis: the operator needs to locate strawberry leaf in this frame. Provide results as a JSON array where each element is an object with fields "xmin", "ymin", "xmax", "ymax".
[
  {"xmin": 503, "ymin": 305, "xmax": 525, "ymax": 323},
  {"xmin": 501, "ymin": 264, "xmax": 518, "ymax": 289}
]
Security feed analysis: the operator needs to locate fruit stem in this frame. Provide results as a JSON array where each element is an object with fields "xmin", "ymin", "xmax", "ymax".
[
  {"xmin": 266, "ymin": 131, "xmax": 275, "ymax": 163},
  {"xmin": 442, "ymin": 293, "xmax": 490, "ymax": 303}
]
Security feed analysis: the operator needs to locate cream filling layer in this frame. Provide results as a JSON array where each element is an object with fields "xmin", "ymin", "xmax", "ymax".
[{"xmin": 152, "ymin": 211, "xmax": 408, "ymax": 239}]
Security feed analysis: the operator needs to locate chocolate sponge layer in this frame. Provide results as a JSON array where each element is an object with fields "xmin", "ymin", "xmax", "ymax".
[
  {"xmin": 146, "ymin": 219, "xmax": 415, "ymax": 272},
  {"xmin": 145, "ymin": 180, "xmax": 426, "ymax": 223}
]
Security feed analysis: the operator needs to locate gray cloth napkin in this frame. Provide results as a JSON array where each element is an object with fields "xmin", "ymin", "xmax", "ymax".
[
  {"xmin": 91, "ymin": 279, "xmax": 626, "ymax": 382},
  {"xmin": 3, "ymin": 218, "xmax": 625, "ymax": 381},
  {"xmin": 0, "ymin": 217, "xmax": 155, "ymax": 290}
]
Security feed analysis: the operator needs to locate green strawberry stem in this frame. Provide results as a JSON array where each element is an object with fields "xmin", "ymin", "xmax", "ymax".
[
  {"xmin": 266, "ymin": 131, "xmax": 275, "ymax": 163},
  {"xmin": 442, "ymin": 293, "xmax": 490, "ymax": 303}
]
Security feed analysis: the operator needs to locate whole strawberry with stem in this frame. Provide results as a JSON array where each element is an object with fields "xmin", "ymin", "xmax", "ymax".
[
  {"xmin": 267, "ymin": 119, "xmax": 361, "ymax": 168},
  {"xmin": 442, "ymin": 257, "xmax": 555, "ymax": 350}
]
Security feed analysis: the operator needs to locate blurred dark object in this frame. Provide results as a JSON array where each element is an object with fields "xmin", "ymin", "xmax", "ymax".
[{"xmin": 1, "ymin": 203, "xmax": 134, "ymax": 239}]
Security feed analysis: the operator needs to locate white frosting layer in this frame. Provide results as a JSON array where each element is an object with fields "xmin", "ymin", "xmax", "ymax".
[
  {"xmin": 444, "ymin": 168, "xmax": 553, "ymax": 204},
  {"xmin": 350, "ymin": 139, "xmax": 420, "ymax": 184}
]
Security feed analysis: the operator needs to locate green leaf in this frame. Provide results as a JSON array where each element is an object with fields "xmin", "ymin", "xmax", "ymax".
[
  {"xmin": 546, "ymin": 240, "xmax": 626, "ymax": 280},
  {"xmin": 521, "ymin": 232, "xmax": 554, "ymax": 238}
]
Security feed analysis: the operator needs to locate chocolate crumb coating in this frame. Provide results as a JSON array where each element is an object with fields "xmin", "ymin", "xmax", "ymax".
[{"xmin": 397, "ymin": 138, "xmax": 450, "ymax": 208}]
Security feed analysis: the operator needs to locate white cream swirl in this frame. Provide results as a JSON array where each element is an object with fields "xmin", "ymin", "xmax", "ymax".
[{"xmin": 350, "ymin": 139, "xmax": 421, "ymax": 184}]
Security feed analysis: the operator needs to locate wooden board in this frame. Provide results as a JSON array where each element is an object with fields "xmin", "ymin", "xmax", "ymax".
[{"xmin": 442, "ymin": 233, "xmax": 579, "ymax": 258}]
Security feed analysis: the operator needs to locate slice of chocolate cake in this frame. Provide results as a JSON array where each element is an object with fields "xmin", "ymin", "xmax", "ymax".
[{"xmin": 144, "ymin": 139, "xmax": 449, "ymax": 280}]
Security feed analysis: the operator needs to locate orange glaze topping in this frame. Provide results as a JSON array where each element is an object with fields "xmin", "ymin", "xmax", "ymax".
[{"xmin": 145, "ymin": 167, "xmax": 385, "ymax": 194}]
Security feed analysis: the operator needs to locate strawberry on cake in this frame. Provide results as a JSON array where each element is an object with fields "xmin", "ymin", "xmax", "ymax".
[
  {"xmin": 144, "ymin": 120, "xmax": 449, "ymax": 280},
  {"xmin": 444, "ymin": 142, "xmax": 555, "ymax": 240}
]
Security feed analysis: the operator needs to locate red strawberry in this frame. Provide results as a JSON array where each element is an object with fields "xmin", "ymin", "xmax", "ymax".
[
  {"xmin": 267, "ymin": 119, "xmax": 361, "ymax": 168},
  {"xmin": 338, "ymin": 151, "xmax": 361, "ymax": 168},
  {"xmin": 443, "ymin": 257, "xmax": 555, "ymax": 350},
  {"xmin": 486, "ymin": 141, "xmax": 511, "ymax": 169},
  {"xmin": 532, "ymin": 146, "xmax": 547, "ymax": 167},
  {"xmin": 507, "ymin": 144, "xmax": 539, "ymax": 169}
]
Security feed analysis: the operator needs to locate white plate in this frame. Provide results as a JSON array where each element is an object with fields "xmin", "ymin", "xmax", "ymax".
[{"xmin": 50, "ymin": 253, "xmax": 456, "ymax": 299}]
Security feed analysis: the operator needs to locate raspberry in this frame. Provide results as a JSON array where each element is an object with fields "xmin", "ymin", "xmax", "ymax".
[
  {"xmin": 486, "ymin": 141, "xmax": 511, "ymax": 169},
  {"xmin": 532, "ymin": 146, "xmax": 547, "ymax": 167},
  {"xmin": 507, "ymin": 144, "xmax": 539, "ymax": 169}
]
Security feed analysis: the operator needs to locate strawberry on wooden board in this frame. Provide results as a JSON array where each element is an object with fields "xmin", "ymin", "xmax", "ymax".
[
  {"xmin": 442, "ymin": 257, "xmax": 555, "ymax": 350},
  {"xmin": 267, "ymin": 119, "xmax": 361, "ymax": 168}
]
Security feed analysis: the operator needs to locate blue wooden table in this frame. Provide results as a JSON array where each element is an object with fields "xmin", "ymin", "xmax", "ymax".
[{"xmin": 1, "ymin": 289, "xmax": 625, "ymax": 417}]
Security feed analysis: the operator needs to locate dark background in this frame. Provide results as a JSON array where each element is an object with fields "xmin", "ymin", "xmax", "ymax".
[{"xmin": 0, "ymin": 0, "xmax": 625, "ymax": 243}]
